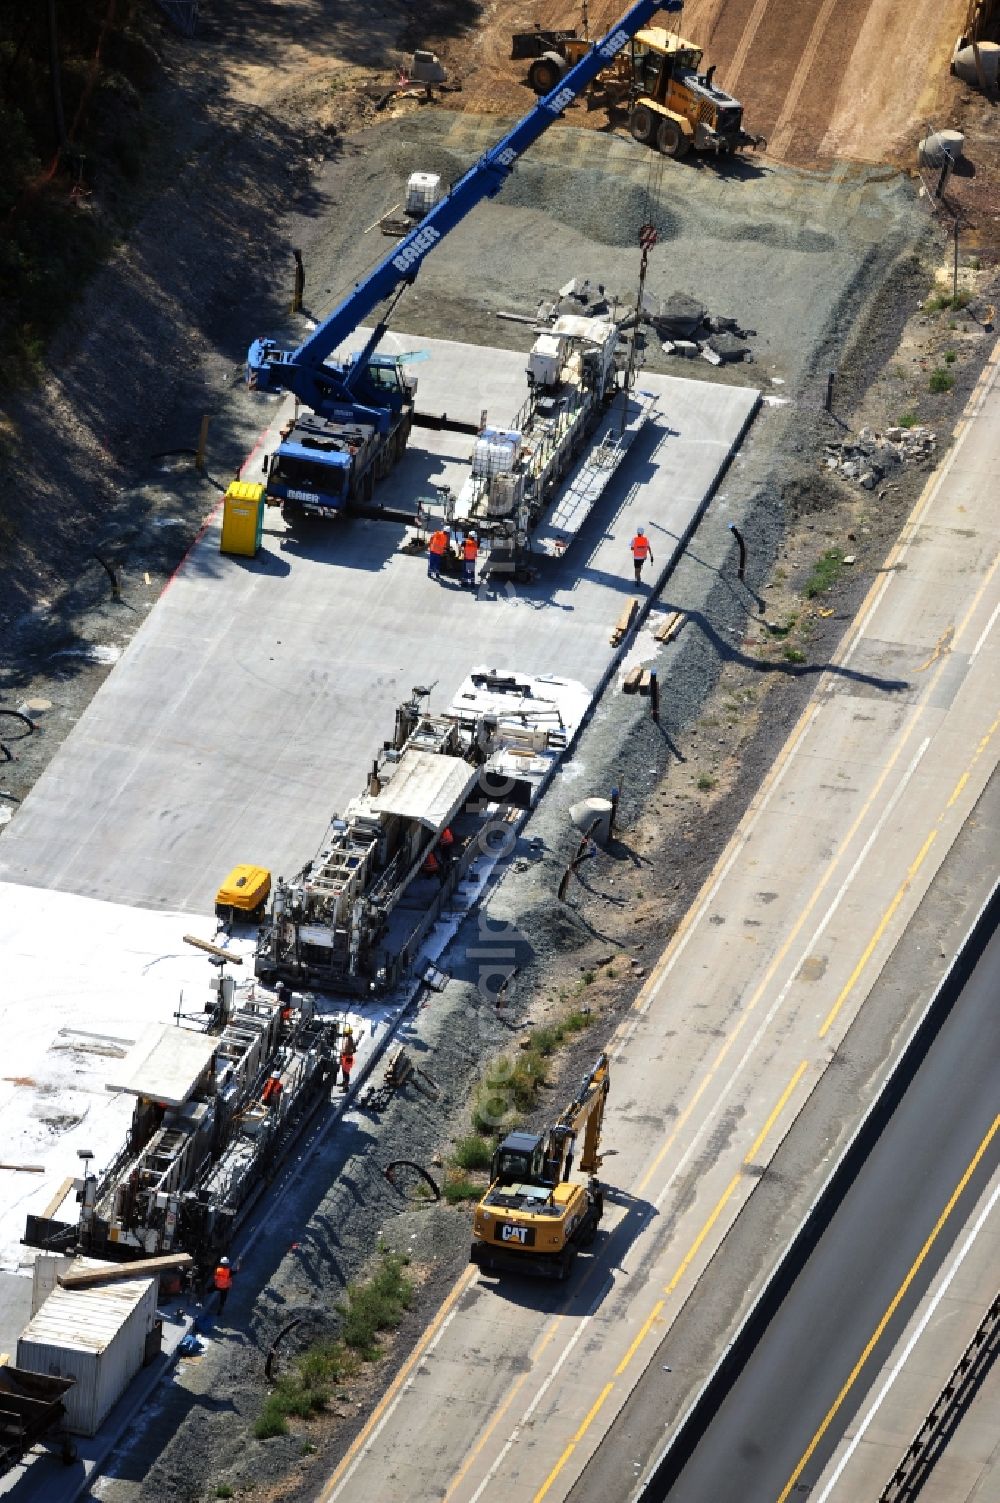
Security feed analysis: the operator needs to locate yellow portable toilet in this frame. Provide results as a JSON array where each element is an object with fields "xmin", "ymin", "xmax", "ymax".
[{"xmin": 220, "ymin": 481, "xmax": 265, "ymax": 557}]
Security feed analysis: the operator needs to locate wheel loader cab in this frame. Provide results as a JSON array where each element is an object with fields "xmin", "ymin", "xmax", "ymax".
[{"xmin": 631, "ymin": 29, "xmax": 703, "ymax": 104}]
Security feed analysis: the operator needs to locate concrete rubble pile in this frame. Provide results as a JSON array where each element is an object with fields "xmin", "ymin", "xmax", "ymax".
[
  {"xmin": 534, "ymin": 283, "xmax": 756, "ymax": 365},
  {"xmin": 651, "ymin": 291, "xmax": 756, "ymax": 365},
  {"xmin": 824, "ymin": 424, "xmax": 937, "ymax": 489}
]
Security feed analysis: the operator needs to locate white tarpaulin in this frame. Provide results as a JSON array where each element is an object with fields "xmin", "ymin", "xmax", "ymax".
[{"xmin": 368, "ymin": 750, "xmax": 478, "ymax": 832}]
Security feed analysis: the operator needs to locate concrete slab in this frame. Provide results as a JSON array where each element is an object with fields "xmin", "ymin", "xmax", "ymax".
[{"xmin": 0, "ymin": 337, "xmax": 757, "ymax": 914}]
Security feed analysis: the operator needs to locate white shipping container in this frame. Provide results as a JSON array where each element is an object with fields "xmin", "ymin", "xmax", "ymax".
[{"xmin": 17, "ymin": 1261, "xmax": 158, "ymax": 1436}]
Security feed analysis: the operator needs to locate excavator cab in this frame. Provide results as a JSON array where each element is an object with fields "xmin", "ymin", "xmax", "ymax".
[{"xmin": 491, "ymin": 1132, "xmax": 548, "ymax": 1188}]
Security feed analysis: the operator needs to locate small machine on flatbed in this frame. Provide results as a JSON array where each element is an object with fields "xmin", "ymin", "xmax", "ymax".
[{"xmin": 471, "ymin": 1052, "xmax": 610, "ymax": 1279}]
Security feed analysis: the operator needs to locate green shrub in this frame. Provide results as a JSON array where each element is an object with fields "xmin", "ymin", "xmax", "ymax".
[
  {"xmin": 697, "ymin": 774, "xmax": 716, "ymax": 792},
  {"xmin": 944, "ymin": 350, "xmax": 957, "ymax": 364},
  {"xmin": 783, "ymin": 646, "xmax": 806, "ymax": 664},
  {"xmin": 453, "ymin": 1135, "xmax": 493, "ymax": 1171},
  {"xmin": 443, "ymin": 1171, "xmax": 484, "ymax": 1204},
  {"xmin": 898, "ymin": 411, "xmax": 919, "ymax": 428},
  {"xmin": 928, "ymin": 367, "xmax": 954, "ymax": 393},
  {"xmin": 804, "ymin": 549, "xmax": 844, "ymax": 598}
]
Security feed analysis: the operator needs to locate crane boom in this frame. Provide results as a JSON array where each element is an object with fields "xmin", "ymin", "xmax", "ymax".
[{"xmin": 246, "ymin": 0, "xmax": 682, "ymax": 415}]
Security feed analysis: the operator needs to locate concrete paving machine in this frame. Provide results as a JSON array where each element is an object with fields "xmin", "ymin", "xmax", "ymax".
[
  {"xmin": 516, "ymin": 22, "xmax": 764, "ymax": 158},
  {"xmin": 471, "ymin": 1052, "xmax": 610, "ymax": 1279}
]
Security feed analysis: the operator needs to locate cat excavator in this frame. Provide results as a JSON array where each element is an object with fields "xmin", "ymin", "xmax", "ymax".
[{"xmin": 470, "ymin": 1052, "xmax": 610, "ymax": 1280}]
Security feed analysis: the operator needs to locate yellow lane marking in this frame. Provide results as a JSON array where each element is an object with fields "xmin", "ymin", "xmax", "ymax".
[
  {"xmin": 776, "ymin": 1114, "xmax": 1000, "ymax": 1503},
  {"xmin": 744, "ymin": 1061, "xmax": 809, "ymax": 1165},
  {"xmin": 819, "ymin": 708, "xmax": 1000, "ymax": 1040},
  {"xmin": 317, "ymin": 1265, "xmax": 477, "ymax": 1501},
  {"xmin": 948, "ymin": 713, "xmax": 1000, "ymax": 809},
  {"xmin": 615, "ymin": 1302, "xmax": 666, "ymax": 1378},
  {"xmin": 818, "ymin": 830, "xmax": 937, "ymax": 1040},
  {"xmin": 664, "ymin": 1175, "xmax": 742, "ymax": 1298},
  {"xmin": 533, "ymin": 1384, "xmax": 615, "ymax": 1503}
]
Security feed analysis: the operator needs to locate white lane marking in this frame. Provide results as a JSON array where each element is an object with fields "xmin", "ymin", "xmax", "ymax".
[
  {"xmin": 971, "ymin": 599, "xmax": 1000, "ymax": 661},
  {"xmin": 813, "ymin": 1175, "xmax": 1000, "ymax": 1503}
]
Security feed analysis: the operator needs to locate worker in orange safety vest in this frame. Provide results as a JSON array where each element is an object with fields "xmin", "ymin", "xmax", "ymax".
[
  {"xmin": 213, "ymin": 1256, "xmax": 234, "ymax": 1316},
  {"xmin": 427, "ymin": 527, "xmax": 449, "ymax": 580},
  {"xmin": 261, "ymin": 1070, "xmax": 283, "ymax": 1110},
  {"xmin": 630, "ymin": 527, "xmax": 654, "ymax": 584},
  {"xmin": 461, "ymin": 531, "xmax": 479, "ymax": 588},
  {"xmin": 339, "ymin": 1024, "xmax": 356, "ymax": 1093}
]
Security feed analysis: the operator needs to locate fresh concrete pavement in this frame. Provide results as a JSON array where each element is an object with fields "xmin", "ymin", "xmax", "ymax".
[
  {"xmin": 0, "ymin": 335, "xmax": 757, "ymax": 912},
  {"xmin": 314, "ymin": 347, "xmax": 1000, "ymax": 1502}
]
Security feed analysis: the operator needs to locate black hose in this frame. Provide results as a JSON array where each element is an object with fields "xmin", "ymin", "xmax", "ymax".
[
  {"xmin": 0, "ymin": 709, "xmax": 35, "ymax": 734},
  {"xmin": 264, "ymin": 1316, "xmax": 305, "ymax": 1381},
  {"xmin": 383, "ymin": 1160, "xmax": 441, "ymax": 1202}
]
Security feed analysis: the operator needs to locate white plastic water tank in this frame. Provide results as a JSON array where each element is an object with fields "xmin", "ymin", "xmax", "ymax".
[{"xmin": 405, "ymin": 172, "xmax": 442, "ymax": 217}]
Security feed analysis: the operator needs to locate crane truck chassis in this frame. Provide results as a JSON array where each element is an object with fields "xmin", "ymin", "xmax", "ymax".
[{"xmin": 471, "ymin": 1052, "xmax": 610, "ymax": 1279}]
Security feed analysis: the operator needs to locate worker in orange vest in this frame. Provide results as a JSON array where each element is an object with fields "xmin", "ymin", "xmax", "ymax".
[
  {"xmin": 422, "ymin": 848, "xmax": 442, "ymax": 879},
  {"xmin": 630, "ymin": 527, "xmax": 654, "ymax": 584},
  {"xmin": 261, "ymin": 1070, "xmax": 283, "ymax": 1110},
  {"xmin": 427, "ymin": 526, "xmax": 449, "ymax": 580},
  {"xmin": 339, "ymin": 1024, "xmax": 356, "ymax": 1093},
  {"xmin": 461, "ymin": 530, "xmax": 479, "ymax": 588},
  {"xmin": 438, "ymin": 825, "xmax": 455, "ymax": 871},
  {"xmin": 213, "ymin": 1256, "xmax": 234, "ymax": 1316}
]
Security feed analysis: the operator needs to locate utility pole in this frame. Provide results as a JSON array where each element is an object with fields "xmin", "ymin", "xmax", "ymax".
[{"xmin": 620, "ymin": 223, "xmax": 657, "ymax": 437}]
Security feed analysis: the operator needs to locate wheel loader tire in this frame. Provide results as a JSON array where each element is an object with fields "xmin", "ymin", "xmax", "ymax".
[
  {"xmin": 528, "ymin": 50, "xmax": 567, "ymax": 95},
  {"xmin": 629, "ymin": 105, "xmax": 656, "ymax": 146},
  {"xmin": 657, "ymin": 117, "xmax": 688, "ymax": 158}
]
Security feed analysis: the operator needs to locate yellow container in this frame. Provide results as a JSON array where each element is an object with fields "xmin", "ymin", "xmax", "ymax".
[
  {"xmin": 215, "ymin": 863, "xmax": 271, "ymax": 920},
  {"xmin": 220, "ymin": 481, "xmax": 265, "ymax": 557}
]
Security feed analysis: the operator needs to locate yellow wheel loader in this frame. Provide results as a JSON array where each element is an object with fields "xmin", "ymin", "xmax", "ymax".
[
  {"xmin": 470, "ymin": 1052, "xmax": 610, "ymax": 1280},
  {"xmin": 514, "ymin": 23, "xmax": 765, "ymax": 159}
]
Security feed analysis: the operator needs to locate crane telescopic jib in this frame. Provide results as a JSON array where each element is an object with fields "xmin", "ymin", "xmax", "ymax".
[{"xmin": 245, "ymin": 0, "xmax": 683, "ymax": 426}]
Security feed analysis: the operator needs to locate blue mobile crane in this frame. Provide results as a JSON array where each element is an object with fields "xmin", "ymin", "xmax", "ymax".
[{"xmin": 247, "ymin": 0, "xmax": 682, "ymax": 525}]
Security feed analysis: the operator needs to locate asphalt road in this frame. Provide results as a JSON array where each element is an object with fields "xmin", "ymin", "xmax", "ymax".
[{"xmin": 648, "ymin": 915, "xmax": 1000, "ymax": 1503}]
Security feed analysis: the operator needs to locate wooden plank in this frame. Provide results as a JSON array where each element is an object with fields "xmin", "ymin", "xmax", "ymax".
[
  {"xmin": 622, "ymin": 666, "xmax": 644, "ymax": 695},
  {"xmin": 58, "ymin": 1252, "xmax": 194, "ymax": 1290},
  {"xmin": 182, "ymin": 934, "xmax": 243, "ymax": 963},
  {"xmin": 40, "ymin": 1177, "xmax": 75, "ymax": 1221},
  {"xmin": 0, "ymin": 1163, "xmax": 45, "ymax": 1174},
  {"xmin": 654, "ymin": 609, "xmax": 685, "ymax": 644},
  {"xmin": 610, "ymin": 598, "xmax": 639, "ymax": 645}
]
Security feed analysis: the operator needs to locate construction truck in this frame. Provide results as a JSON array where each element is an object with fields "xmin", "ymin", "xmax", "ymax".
[
  {"xmin": 515, "ymin": 22, "xmax": 764, "ymax": 158},
  {"xmin": 247, "ymin": 0, "xmax": 684, "ymax": 524},
  {"xmin": 471, "ymin": 1052, "xmax": 610, "ymax": 1280}
]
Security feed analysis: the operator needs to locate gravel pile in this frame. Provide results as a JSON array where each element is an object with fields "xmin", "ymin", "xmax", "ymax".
[{"xmin": 823, "ymin": 423, "xmax": 937, "ymax": 488}]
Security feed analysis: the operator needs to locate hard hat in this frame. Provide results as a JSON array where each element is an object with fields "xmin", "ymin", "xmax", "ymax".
[
  {"xmin": 468, "ymin": 529, "xmax": 477, "ymax": 538},
  {"xmin": 271, "ymin": 1070, "xmax": 281, "ymax": 1079},
  {"xmin": 636, "ymin": 526, "xmax": 645, "ymax": 535},
  {"xmin": 220, "ymin": 1256, "xmax": 230, "ymax": 1266},
  {"xmin": 344, "ymin": 1024, "xmax": 353, "ymax": 1036}
]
